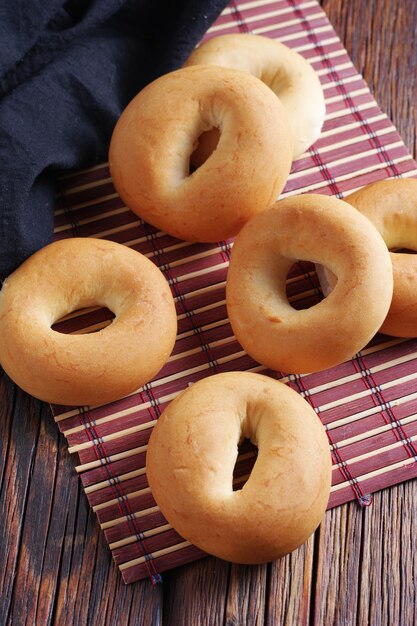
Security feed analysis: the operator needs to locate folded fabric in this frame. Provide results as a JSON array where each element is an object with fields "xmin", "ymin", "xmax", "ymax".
[{"xmin": 0, "ymin": 0, "xmax": 228, "ymax": 281}]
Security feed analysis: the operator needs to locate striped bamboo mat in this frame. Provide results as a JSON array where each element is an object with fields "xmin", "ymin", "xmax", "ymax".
[{"xmin": 51, "ymin": 0, "xmax": 417, "ymax": 584}]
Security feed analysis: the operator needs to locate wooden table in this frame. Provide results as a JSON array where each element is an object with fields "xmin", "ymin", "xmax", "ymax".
[{"xmin": 1, "ymin": 1, "xmax": 417, "ymax": 624}]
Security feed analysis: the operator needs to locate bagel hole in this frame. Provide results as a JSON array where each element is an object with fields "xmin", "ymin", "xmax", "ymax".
[
  {"xmin": 189, "ymin": 127, "xmax": 220, "ymax": 172},
  {"xmin": 389, "ymin": 247, "xmax": 417, "ymax": 254},
  {"xmin": 233, "ymin": 438, "xmax": 258, "ymax": 491},
  {"xmin": 286, "ymin": 261, "xmax": 327, "ymax": 309},
  {"xmin": 51, "ymin": 306, "xmax": 115, "ymax": 334}
]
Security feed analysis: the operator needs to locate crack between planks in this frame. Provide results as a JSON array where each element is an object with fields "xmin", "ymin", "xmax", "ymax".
[
  {"xmin": 263, "ymin": 562, "xmax": 272, "ymax": 625},
  {"xmin": 86, "ymin": 507, "xmax": 112, "ymax": 626},
  {"xmin": 0, "ymin": 376, "xmax": 19, "ymax": 626},
  {"xmin": 125, "ymin": 592, "xmax": 136, "ymax": 626},
  {"xmin": 50, "ymin": 504, "xmax": 71, "ymax": 625},
  {"xmin": 221, "ymin": 563, "xmax": 232, "ymax": 626},
  {"xmin": 51, "ymin": 436, "xmax": 84, "ymax": 626},
  {"xmin": 161, "ymin": 572, "xmax": 169, "ymax": 626},
  {"xmin": 0, "ymin": 375, "xmax": 17, "ymax": 501},
  {"xmin": 355, "ymin": 504, "xmax": 367, "ymax": 626},
  {"xmin": 253, "ymin": 563, "xmax": 269, "ymax": 626},
  {"xmin": 69, "ymin": 475, "xmax": 84, "ymax": 595},
  {"xmin": 309, "ymin": 527, "xmax": 321, "ymax": 626},
  {"xmin": 75, "ymin": 483, "xmax": 99, "ymax": 626}
]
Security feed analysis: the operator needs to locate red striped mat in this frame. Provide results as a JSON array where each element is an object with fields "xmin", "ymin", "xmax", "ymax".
[{"xmin": 51, "ymin": 0, "xmax": 417, "ymax": 584}]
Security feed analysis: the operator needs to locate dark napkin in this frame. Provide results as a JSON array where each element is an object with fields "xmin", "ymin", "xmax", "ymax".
[{"xmin": 0, "ymin": 0, "xmax": 228, "ymax": 282}]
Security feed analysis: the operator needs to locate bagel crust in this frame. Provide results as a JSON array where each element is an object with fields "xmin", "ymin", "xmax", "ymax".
[
  {"xmin": 109, "ymin": 65, "xmax": 293, "ymax": 242},
  {"xmin": 226, "ymin": 194, "xmax": 393, "ymax": 374},
  {"xmin": 184, "ymin": 33, "xmax": 325, "ymax": 159},
  {"xmin": 0, "ymin": 238, "xmax": 177, "ymax": 406},
  {"xmin": 345, "ymin": 178, "xmax": 417, "ymax": 337},
  {"xmin": 146, "ymin": 372, "xmax": 331, "ymax": 563}
]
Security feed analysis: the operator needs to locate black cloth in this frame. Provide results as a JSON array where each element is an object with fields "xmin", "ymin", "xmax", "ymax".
[{"xmin": 0, "ymin": 0, "xmax": 228, "ymax": 281}]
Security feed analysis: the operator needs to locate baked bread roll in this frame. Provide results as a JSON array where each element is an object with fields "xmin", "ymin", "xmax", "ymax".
[{"xmin": 146, "ymin": 372, "xmax": 331, "ymax": 563}]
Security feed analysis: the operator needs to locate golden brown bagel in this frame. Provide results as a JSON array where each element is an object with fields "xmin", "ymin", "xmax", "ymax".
[
  {"xmin": 0, "ymin": 238, "xmax": 177, "ymax": 406},
  {"xmin": 226, "ymin": 194, "xmax": 393, "ymax": 374},
  {"xmin": 146, "ymin": 371, "xmax": 331, "ymax": 563},
  {"xmin": 109, "ymin": 65, "xmax": 293, "ymax": 242},
  {"xmin": 184, "ymin": 33, "xmax": 325, "ymax": 161},
  {"xmin": 344, "ymin": 178, "xmax": 417, "ymax": 337}
]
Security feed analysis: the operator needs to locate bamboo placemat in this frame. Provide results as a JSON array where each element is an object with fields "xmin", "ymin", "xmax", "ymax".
[{"xmin": 51, "ymin": 0, "xmax": 417, "ymax": 584}]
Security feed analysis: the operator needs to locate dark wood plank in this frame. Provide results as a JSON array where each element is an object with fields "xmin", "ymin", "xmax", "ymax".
[
  {"xmin": 0, "ymin": 377, "xmax": 43, "ymax": 624},
  {"xmin": 0, "ymin": 369, "xmax": 164, "ymax": 626},
  {"xmin": 321, "ymin": 0, "xmax": 417, "ymax": 153},
  {"xmin": 1, "ymin": 1, "xmax": 417, "ymax": 625},
  {"xmin": 357, "ymin": 483, "xmax": 417, "ymax": 626},
  {"xmin": 224, "ymin": 563, "xmax": 267, "ymax": 626},
  {"xmin": 7, "ymin": 398, "xmax": 65, "ymax": 625},
  {"xmin": 313, "ymin": 2, "xmax": 417, "ymax": 625},
  {"xmin": 162, "ymin": 557, "xmax": 230, "ymax": 626},
  {"xmin": 266, "ymin": 537, "xmax": 314, "ymax": 626},
  {"xmin": 312, "ymin": 502, "xmax": 363, "ymax": 624}
]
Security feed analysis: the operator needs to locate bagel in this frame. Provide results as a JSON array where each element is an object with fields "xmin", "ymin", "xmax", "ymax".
[
  {"xmin": 109, "ymin": 65, "xmax": 293, "ymax": 243},
  {"xmin": 226, "ymin": 194, "xmax": 393, "ymax": 374},
  {"xmin": 146, "ymin": 371, "xmax": 331, "ymax": 563},
  {"xmin": 344, "ymin": 178, "xmax": 417, "ymax": 337},
  {"xmin": 184, "ymin": 33, "xmax": 325, "ymax": 162},
  {"xmin": 0, "ymin": 238, "xmax": 177, "ymax": 406}
]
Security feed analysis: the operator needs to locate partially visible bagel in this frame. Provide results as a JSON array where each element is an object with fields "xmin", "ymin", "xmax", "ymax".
[
  {"xmin": 184, "ymin": 33, "xmax": 325, "ymax": 161},
  {"xmin": 345, "ymin": 178, "xmax": 417, "ymax": 337}
]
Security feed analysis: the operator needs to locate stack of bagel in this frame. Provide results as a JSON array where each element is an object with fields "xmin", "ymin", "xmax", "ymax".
[{"xmin": 0, "ymin": 32, "xmax": 415, "ymax": 567}]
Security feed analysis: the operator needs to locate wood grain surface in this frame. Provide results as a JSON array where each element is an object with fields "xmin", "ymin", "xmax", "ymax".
[{"xmin": 1, "ymin": 1, "xmax": 417, "ymax": 624}]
